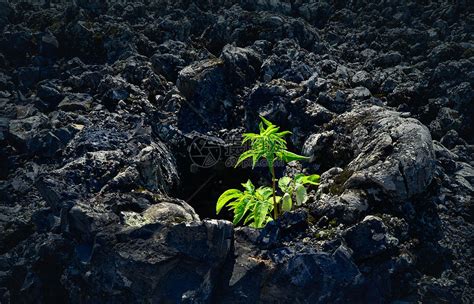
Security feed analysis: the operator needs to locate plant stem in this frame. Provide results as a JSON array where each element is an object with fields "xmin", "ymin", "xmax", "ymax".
[{"xmin": 270, "ymin": 164, "xmax": 278, "ymax": 219}]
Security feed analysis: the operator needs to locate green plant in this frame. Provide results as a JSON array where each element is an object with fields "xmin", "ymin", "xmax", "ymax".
[
  {"xmin": 216, "ymin": 117, "xmax": 320, "ymax": 228},
  {"xmin": 216, "ymin": 180, "xmax": 274, "ymax": 228},
  {"xmin": 278, "ymin": 174, "xmax": 320, "ymax": 212},
  {"xmin": 235, "ymin": 116, "xmax": 309, "ymax": 219}
]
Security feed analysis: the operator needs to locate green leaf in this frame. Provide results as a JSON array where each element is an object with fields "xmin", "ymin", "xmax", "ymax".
[
  {"xmin": 256, "ymin": 186, "xmax": 273, "ymax": 200},
  {"xmin": 233, "ymin": 197, "xmax": 252, "ymax": 225},
  {"xmin": 235, "ymin": 150, "xmax": 255, "ymax": 168},
  {"xmin": 309, "ymin": 174, "xmax": 321, "ymax": 184},
  {"xmin": 295, "ymin": 174, "xmax": 320, "ymax": 185},
  {"xmin": 251, "ymin": 152, "xmax": 261, "ymax": 168},
  {"xmin": 241, "ymin": 180, "xmax": 255, "ymax": 193},
  {"xmin": 264, "ymin": 125, "xmax": 279, "ymax": 136},
  {"xmin": 281, "ymin": 193, "xmax": 292, "ymax": 212},
  {"xmin": 258, "ymin": 122, "xmax": 265, "ymax": 133},
  {"xmin": 216, "ymin": 189, "xmax": 242, "ymax": 214},
  {"xmin": 278, "ymin": 176, "xmax": 292, "ymax": 193},
  {"xmin": 243, "ymin": 213, "xmax": 254, "ymax": 225},
  {"xmin": 275, "ymin": 130, "xmax": 292, "ymax": 137},
  {"xmin": 277, "ymin": 150, "xmax": 310, "ymax": 162},
  {"xmin": 264, "ymin": 216, "xmax": 274, "ymax": 224},
  {"xmin": 295, "ymin": 183, "xmax": 308, "ymax": 206},
  {"xmin": 259, "ymin": 116, "xmax": 274, "ymax": 128},
  {"xmin": 253, "ymin": 199, "xmax": 270, "ymax": 228}
]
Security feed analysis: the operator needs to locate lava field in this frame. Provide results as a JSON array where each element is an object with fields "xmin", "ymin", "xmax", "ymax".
[{"xmin": 0, "ymin": 0, "xmax": 473, "ymax": 303}]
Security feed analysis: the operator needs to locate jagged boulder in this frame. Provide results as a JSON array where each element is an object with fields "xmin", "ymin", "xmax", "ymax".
[
  {"xmin": 305, "ymin": 105, "xmax": 435, "ymax": 222},
  {"xmin": 63, "ymin": 218, "xmax": 233, "ymax": 303}
]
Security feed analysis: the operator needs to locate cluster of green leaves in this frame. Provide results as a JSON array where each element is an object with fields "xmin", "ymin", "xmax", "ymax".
[
  {"xmin": 235, "ymin": 116, "xmax": 309, "ymax": 170},
  {"xmin": 217, "ymin": 174, "xmax": 320, "ymax": 228},
  {"xmin": 216, "ymin": 117, "xmax": 320, "ymax": 228},
  {"xmin": 216, "ymin": 180, "xmax": 273, "ymax": 228},
  {"xmin": 278, "ymin": 174, "xmax": 320, "ymax": 213}
]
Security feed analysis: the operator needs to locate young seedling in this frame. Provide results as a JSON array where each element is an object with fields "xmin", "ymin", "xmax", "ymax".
[
  {"xmin": 216, "ymin": 180, "xmax": 274, "ymax": 228},
  {"xmin": 216, "ymin": 117, "xmax": 320, "ymax": 228},
  {"xmin": 235, "ymin": 116, "xmax": 308, "ymax": 219}
]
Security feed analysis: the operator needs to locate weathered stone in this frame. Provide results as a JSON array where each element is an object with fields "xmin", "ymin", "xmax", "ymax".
[
  {"xmin": 220, "ymin": 44, "xmax": 261, "ymax": 88},
  {"xmin": 58, "ymin": 93, "xmax": 93, "ymax": 112},
  {"xmin": 176, "ymin": 58, "xmax": 226, "ymax": 108},
  {"xmin": 305, "ymin": 105, "xmax": 435, "ymax": 202},
  {"xmin": 343, "ymin": 216, "xmax": 398, "ymax": 261}
]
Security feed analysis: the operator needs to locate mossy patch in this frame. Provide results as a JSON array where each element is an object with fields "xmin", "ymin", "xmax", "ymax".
[
  {"xmin": 329, "ymin": 169, "xmax": 354, "ymax": 195},
  {"xmin": 315, "ymin": 228, "xmax": 337, "ymax": 240}
]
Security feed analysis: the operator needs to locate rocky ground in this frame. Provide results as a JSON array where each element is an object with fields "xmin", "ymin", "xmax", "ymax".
[{"xmin": 0, "ymin": 0, "xmax": 473, "ymax": 303}]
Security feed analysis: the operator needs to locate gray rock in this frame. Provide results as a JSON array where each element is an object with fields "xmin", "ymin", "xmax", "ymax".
[
  {"xmin": 177, "ymin": 58, "xmax": 226, "ymax": 109},
  {"xmin": 97, "ymin": 75, "xmax": 134, "ymax": 109},
  {"xmin": 310, "ymin": 188, "xmax": 369, "ymax": 224},
  {"xmin": 135, "ymin": 142, "xmax": 179, "ymax": 193},
  {"xmin": 302, "ymin": 129, "xmax": 353, "ymax": 170},
  {"xmin": 303, "ymin": 131, "xmax": 336, "ymax": 163},
  {"xmin": 440, "ymin": 129, "xmax": 466, "ymax": 149},
  {"xmin": 36, "ymin": 82, "xmax": 64, "ymax": 110},
  {"xmin": 428, "ymin": 43, "xmax": 463, "ymax": 65},
  {"xmin": 63, "ymin": 219, "xmax": 233, "ymax": 303},
  {"xmin": 429, "ymin": 107, "xmax": 462, "ymax": 139},
  {"xmin": 17, "ymin": 67, "xmax": 40, "ymax": 89},
  {"xmin": 351, "ymin": 71, "xmax": 374, "ymax": 90},
  {"xmin": 260, "ymin": 40, "xmax": 316, "ymax": 83},
  {"xmin": 0, "ymin": 1, "xmax": 13, "ymax": 31},
  {"xmin": 257, "ymin": 209, "xmax": 309, "ymax": 248},
  {"xmin": 69, "ymin": 201, "xmax": 119, "ymax": 242},
  {"xmin": 219, "ymin": 242, "xmax": 361, "ymax": 304},
  {"xmin": 343, "ymin": 216, "xmax": 398, "ymax": 261},
  {"xmin": 36, "ymin": 150, "xmax": 125, "ymax": 210},
  {"xmin": 58, "ymin": 93, "xmax": 93, "ymax": 112},
  {"xmin": 349, "ymin": 86, "xmax": 372, "ymax": 100},
  {"xmin": 63, "ymin": 125, "xmax": 129, "ymax": 157},
  {"xmin": 39, "ymin": 32, "xmax": 59, "ymax": 58},
  {"xmin": 25, "ymin": 129, "xmax": 67, "ymax": 157},
  {"xmin": 0, "ymin": 204, "xmax": 35, "ymax": 253},
  {"xmin": 0, "ymin": 117, "xmax": 9, "ymax": 142},
  {"xmin": 303, "ymin": 101, "xmax": 334, "ymax": 125},
  {"xmin": 337, "ymin": 105, "xmax": 434, "ymax": 201},
  {"xmin": 151, "ymin": 52, "xmax": 185, "ymax": 81},
  {"xmin": 261, "ymin": 247, "xmax": 360, "ymax": 303},
  {"xmin": 6, "ymin": 112, "xmax": 80, "ymax": 157},
  {"xmin": 374, "ymin": 51, "xmax": 402, "ymax": 67},
  {"xmin": 68, "ymin": 70, "xmax": 102, "ymax": 91},
  {"xmin": 63, "ymin": 21, "xmax": 106, "ymax": 62},
  {"xmin": 123, "ymin": 201, "xmax": 199, "ymax": 227},
  {"xmin": 304, "ymin": 74, "xmax": 327, "ymax": 92},
  {"xmin": 8, "ymin": 114, "xmax": 50, "ymax": 151},
  {"xmin": 454, "ymin": 162, "xmax": 474, "ymax": 193},
  {"xmin": 220, "ymin": 44, "xmax": 261, "ymax": 88},
  {"xmin": 305, "ymin": 105, "xmax": 436, "ymax": 224},
  {"xmin": 298, "ymin": 1, "xmax": 334, "ymax": 27}
]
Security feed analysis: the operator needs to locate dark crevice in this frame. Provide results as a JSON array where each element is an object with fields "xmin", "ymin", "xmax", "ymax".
[
  {"xmin": 174, "ymin": 162, "xmax": 253, "ymax": 221},
  {"xmin": 398, "ymin": 162, "xmax": 410, "ymax": 197}
]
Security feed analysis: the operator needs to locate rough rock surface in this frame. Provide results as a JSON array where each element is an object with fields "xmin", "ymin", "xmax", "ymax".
[
  {"xmin": 303, "ymin": 105, "xmax": 437, "ymax": 222},
  {"xmin": 0, "ymin": 0, "xmax": 472, "ymax": 303}
]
